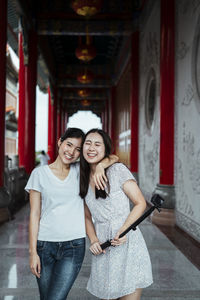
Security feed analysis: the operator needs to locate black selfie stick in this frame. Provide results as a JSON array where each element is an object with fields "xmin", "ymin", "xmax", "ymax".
[{"xmin": 100, "ymin": 194, "xmax": 164, "ymax": 250}]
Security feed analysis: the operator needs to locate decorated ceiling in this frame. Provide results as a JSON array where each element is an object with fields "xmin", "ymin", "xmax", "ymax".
[{"xmin": 7, "ymin": 0, "xmax": 143, "ymax": 116}]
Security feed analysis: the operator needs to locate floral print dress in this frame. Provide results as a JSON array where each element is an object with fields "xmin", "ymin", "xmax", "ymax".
[{"xmin": 85, "ymin": 163, "xmax": 153, "ymax": 299}]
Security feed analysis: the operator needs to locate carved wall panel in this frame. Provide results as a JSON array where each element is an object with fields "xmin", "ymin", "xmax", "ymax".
[
  {"xmin": 139, "ymin": 1, "xmax": 160, "ymax": 196},
  {"xmin": 175, "ymin": 0, "xmax": 200, "ymax": 242}
]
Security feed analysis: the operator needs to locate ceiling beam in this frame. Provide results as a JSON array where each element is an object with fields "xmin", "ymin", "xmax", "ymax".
[
  {"xmin": 37, "ymin": 20, "xmax": 134, "ymax": 36},
  {"xmin": 56, "ymin": 80, "xmax": 112, "ymax": 89}
]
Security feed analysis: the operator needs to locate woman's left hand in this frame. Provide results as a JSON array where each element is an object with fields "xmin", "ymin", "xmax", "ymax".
[
  {"xmin": 93, "ymin": 163, "xmax": 107, "ymax": 190},
  {"xmin": 111, "ymin": 231, "xmax": 127, "ymax": 247}
]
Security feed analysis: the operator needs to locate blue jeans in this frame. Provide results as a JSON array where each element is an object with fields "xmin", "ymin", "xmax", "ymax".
[{"xmin": 36, "ymin": 238, "xmax": 85, "ymax": 300}]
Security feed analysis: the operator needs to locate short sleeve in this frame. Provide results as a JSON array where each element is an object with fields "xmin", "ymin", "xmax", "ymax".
[
  {"xmin": 115, "ymin": 163, "xmax": 136, "ymax": 188},
  {"xmin": 24, "ymin": 167, "xmax": 42, "ymax": 193}
]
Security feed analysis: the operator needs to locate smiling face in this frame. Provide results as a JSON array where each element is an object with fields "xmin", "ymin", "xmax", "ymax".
[
  {"xmin": 83, "ymin": 132, "xmax": 105, "ymax": 165},
  {"xmin": 58, "ymin": 137, "xmax": 82, "ymax": 165}
]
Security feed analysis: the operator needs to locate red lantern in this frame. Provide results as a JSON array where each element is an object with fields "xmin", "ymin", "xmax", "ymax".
[
  {"xmin": 71, "ymin": 0, "xmax": 102, "ymax": 17},
  {"xmin": 76, "ymin": 35, "xmax": 96, "ymax": 62},
  {"xmin": 77, "ymin": 69, "xmax": 94, "ymax": 84},
  {"xmin": 77, "ymin": 89, "xmax": 91, "ymax": 97},
  {"xmin": 76, "ymin": 44, "xmax": 96, "ymax": 62},
  {"xmin": 81, "ymin": 99, "xmax": 91, "ymax": 106}
]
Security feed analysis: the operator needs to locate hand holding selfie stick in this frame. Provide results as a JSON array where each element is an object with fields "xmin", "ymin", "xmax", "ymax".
[{"xmin": 100, "ymin": 194, "xmax": 164, "ymax": 250}]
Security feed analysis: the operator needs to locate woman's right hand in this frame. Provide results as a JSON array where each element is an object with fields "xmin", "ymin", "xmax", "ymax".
[
  {"xmin": 29, "ymin": 252, "xmax": 41, "ymax": 278},
  {"xmin": 90, "ymin": 241, "xmax": 105, "ymax": 255}
]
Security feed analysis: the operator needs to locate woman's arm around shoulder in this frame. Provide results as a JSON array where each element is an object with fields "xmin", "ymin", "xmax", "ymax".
[{"xmin": 93, "ymin": 154, "xmax": 119, "ymax": 190}]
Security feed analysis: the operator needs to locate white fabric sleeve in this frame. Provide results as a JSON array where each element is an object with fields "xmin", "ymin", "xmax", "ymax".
[
  {"xmin": 116, "ymin": 163, "xmax": 136, "ymax": 188},
  {"xmin": 24, "ymin": 167, "xmax": 42, "ymax": 193}
]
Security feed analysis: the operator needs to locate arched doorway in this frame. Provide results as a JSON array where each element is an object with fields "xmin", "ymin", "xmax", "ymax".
[{"xmin": 67, "ymin": 110, "xmax": 102, "ymax": 133}]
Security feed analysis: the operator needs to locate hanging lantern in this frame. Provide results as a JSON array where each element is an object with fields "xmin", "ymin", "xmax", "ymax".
[
  {"xmin": 76, "ymin": 44, "xmax": 96, "ymax": 62},
  {"xmin": 81, "ymin": 99, "xmax": 91, "ymax": 106},
  {"xmin": 76, "ymin": 34, "xmax": 96, "ymax": 62},
  {"xmin": 77, "ymin": 89, "xmax": 91, "ymax": 97},
  {"xmin": 77, "ymin": 69, "xmax": 94, "ymax": 84},
  {"xmin": 71, "ymin": 0, "xmax": 102, "ymax": 17}
]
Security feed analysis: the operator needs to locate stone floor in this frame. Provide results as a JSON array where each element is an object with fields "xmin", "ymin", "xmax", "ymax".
[{"xmin": 0, "ymin": 204, "xmax": 200, "ymax": 300}]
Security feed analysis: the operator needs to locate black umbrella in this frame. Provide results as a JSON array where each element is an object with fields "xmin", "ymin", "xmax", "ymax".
[{"xmin": 100, "ymin": 194, "xmax": 164, "ymax": 250}]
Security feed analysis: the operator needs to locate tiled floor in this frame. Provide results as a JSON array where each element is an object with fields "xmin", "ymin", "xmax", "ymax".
[{"xmin": 0, "ymin": 204, "xmax": 200, "ymax": 300}]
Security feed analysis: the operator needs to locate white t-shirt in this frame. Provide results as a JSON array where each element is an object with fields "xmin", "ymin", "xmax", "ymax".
[{"xmin": 25, "ymin": 163, "xmax": 86, "ymax": 242}]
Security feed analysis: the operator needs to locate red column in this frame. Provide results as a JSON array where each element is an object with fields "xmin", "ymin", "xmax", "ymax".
[
  {"xmin": 18, "ymin": 30, "xmax": 37, "ymax": 173},
  {"xmin": 25, "ymin": 30, "xmax": 37, "ymax": 173},
  {"xmin": 57, "ymin": 97, "xmax": 61, "ymax": 140},
  {"xmin": 48, "ymin": 87, "xmax": 54, "ymax": 163},
  {"xmin": 130, "ymin": 31, "xmax": 139, "ymax": 173},
  {"xmin": 18, "ymin": 32, "xmax": 26, "ymax": 169},
  {"xmin": 160, "ymin": 0, "xmax": 175, "ymax": 184},
  {"xmin": 0, "ymin": 0, "xmax": 7, "ymax": 186}
]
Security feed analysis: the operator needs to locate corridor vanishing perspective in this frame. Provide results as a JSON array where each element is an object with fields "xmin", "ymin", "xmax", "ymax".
[
  {"xmin": 1, "ymin": 0, "xmax": 200, "ymax": 299},
  {"xmin": 0, "ymin": 205, "xmax": 199, "ymax": 300}
]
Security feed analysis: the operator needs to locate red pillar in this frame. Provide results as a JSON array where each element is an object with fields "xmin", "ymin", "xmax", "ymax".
[
  {"xmin": 57, "ymin": 97, "xmax": 61, "ymax": 140},
  {"xmin": 160, "ymin": 0, "xmax": 175, "ymax": 185},
  {"xmin": 18, "ymin": 30, "xmax": 37, "ymax": 173},
  {"xmin": 18, "ymin": 32, "xmax": 26, "ymax": 169},
  {"xmin": 48, "ymin": 87, "xmax": 54, "ymax": 162},
  {"xmin": 130, "ymin": 31, "xmax": 139, "ymax": 173},
  {"xmin": 151, "ymin": 0, "xmax": 175, "ymax": 225},
  {"xmin": 26, "ymin": 30, "xmax": 37, "ymax": 173},
  {"xmin": 0, "ymin": 0, "xmax": 7, "ymax": 186}
]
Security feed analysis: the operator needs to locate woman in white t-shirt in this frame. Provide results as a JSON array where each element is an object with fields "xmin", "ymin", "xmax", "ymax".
[{"xmin": 25, "ymin": 127, "xmax": 118, "ymax": 300}]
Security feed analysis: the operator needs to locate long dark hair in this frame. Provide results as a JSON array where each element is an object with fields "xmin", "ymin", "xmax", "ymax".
[{"xmin": 79, "ymin": 128, "xmax": 112, "ymax": 199}]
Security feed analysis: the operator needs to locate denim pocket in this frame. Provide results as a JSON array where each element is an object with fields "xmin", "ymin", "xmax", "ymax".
[
  {"xmin": 37, "ymin": 240, "xmax": 46, "ymax": 251},
  {"xmin": 71, "ymin": 238, "xmax": 85, "ymax": 248}
]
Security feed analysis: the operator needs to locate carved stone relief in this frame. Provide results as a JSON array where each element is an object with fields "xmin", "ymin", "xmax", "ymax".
[
  {"xmin": 182, "ymin": 123, "xmax": 200, "ymax": 195},
  {"xmin": 143, "ymin": 140, "xmax": 159, "ymax": 183},
  {"xmin": 141, "ymin": 32, "xmax": 159, "ymax": 75},
  {"xmin": 177, "ymin": 159, "xmax": 194, "ymax": 217},
  {"xmin": 177, "ymin": 41, "xmax": 190, "ymax": 60},
  {"xmin": 179, "ymin": 0, "xmax": 200, "ymax": 15},
  {"xmin": 181, "ymin": 84, "xmax": 194, "ymax": 106}
]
